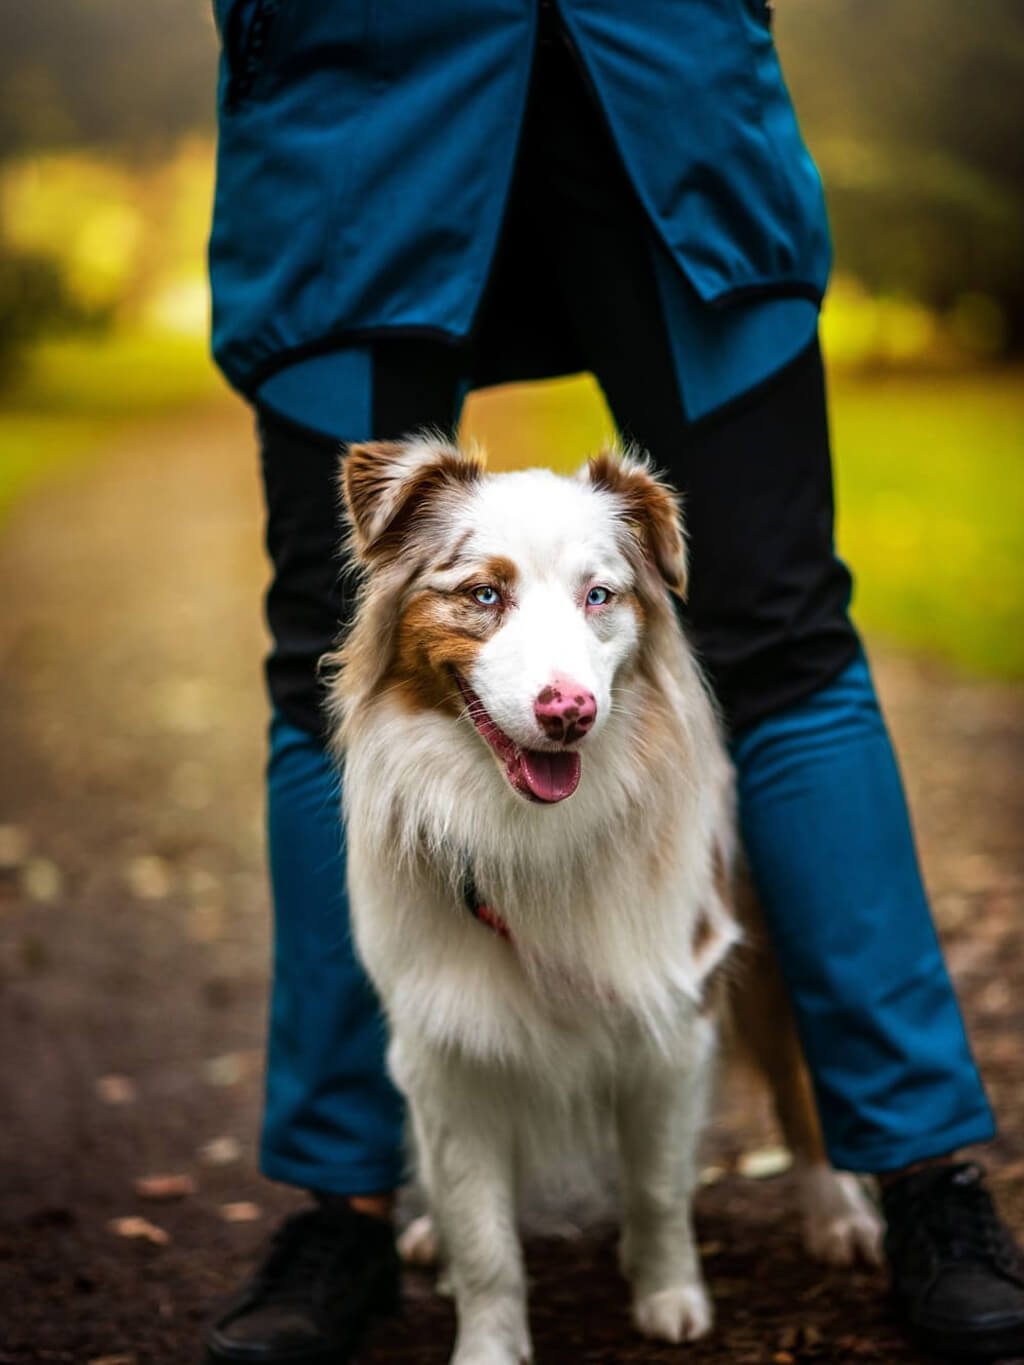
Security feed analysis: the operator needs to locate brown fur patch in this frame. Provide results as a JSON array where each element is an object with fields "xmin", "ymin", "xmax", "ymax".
[
  {"xmin": 472, "ymin": 556, "xmax": 519, "ymax": 600},
  {"xmin": 698, "ymin": 960, "xmax": 732, "ymax": 1020},
  {"xmin": 712, "ymin": 841, "xmax": 732, "ymax": 911},
  {"xmin": 343, "ymin": 440, "xmax": 483, "ymax": 564},
  {"xmin": 692, "ymin": 907, "xmax": 716, "ymax": 961},
  {"xmin": 385, "ymin": 589, "xmax": 501, "ymax": 716},
  {"xmin": 620, "ymin": 589, "xmax": 646, "ymax": 632},
  {"xmin": 477, "ymin": 556, "xmax": 516, "ymax": 589},
  {"xmin": 587, "ymin": 450, "xmax": 688, "ymax": 597}
]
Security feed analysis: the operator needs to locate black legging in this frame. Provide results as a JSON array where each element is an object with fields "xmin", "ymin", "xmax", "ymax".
[{"xmin": 258, "ymin": 24, "xmax": 857, "ymax": 740}]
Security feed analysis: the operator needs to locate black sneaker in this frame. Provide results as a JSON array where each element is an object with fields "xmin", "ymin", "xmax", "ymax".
[
  {"xmin": 205, "ymin": 1202, "xmax": 400, "ymax": 1363},
  {"xmin": 883, "ymin": 1162, "xmax": 1024, "ymax": 1361}
]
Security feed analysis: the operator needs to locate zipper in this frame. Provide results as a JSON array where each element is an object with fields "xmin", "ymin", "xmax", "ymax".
[{"xmin": 225, "ymin": 0, "xmax": 282, "ymax": 110}]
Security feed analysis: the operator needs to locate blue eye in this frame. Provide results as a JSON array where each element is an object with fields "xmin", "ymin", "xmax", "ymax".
[
  {"xmin": 472, "ymin": 585, "xmax": 501, "ymax": 606},
  {"xmin": 586, "ymin": 586, "xmax": 611, "ymax": 607}
]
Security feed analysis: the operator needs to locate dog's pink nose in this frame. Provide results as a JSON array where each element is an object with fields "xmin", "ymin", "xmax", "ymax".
[{"xmin": 534, "ymin": 675, "xmax": 597, "ymax": 744}]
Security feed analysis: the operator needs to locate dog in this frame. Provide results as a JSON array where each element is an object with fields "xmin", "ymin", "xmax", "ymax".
[{"xmin": 328, "ymin": 436, "xmax": 882, "ymax": 1365}]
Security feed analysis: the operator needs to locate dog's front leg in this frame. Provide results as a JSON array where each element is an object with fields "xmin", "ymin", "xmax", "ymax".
[
  {"xmin": 408, "ymin": 1064, "xmax": 531, "ymax": 1365},
  {"xmin": 615, "ymin": 1029, "xmax": 714, "ymax": 1344}
]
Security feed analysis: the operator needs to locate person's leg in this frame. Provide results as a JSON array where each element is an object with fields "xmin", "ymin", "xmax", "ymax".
[
  {"xmin": 258, "ymin": 400, "xmax": 403, "ymax": 1203},
  {"xmin": 258, "ymin": 341, "xmax": 469, "ymax": 1198},
  {"xmin": 208, "ymin": 341, "xmax": 467, "ymax": 1364},
  {"xmin": 529, "ymin": 13, "xmax": 993, "ymax": 1177},
  {"xmin": 528, "ymin": 33, "xmax": 1024, "ymax": 1356},
  {"xmin": 640, "ymin": 347, "xmax": 993, "ymax": 1171}
]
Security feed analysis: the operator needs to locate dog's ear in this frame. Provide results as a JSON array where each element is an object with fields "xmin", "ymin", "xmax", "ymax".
[
  {"xmin": 585, "ymin": 449, "xmax": 688, "ymax": 597},
  {"xmin": 341, "ymin": 436, "xmax": 483, "ymax": 565}
]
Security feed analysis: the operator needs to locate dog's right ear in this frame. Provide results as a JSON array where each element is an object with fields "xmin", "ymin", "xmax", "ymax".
[{"xmin": 341, "ymin": 437, "xmax": 483, "ymax": 565}]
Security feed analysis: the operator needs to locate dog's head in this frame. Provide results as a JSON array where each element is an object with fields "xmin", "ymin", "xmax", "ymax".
[{"xmin": 338, "ymin": 436, "xmax": 687, "ymax": 805}]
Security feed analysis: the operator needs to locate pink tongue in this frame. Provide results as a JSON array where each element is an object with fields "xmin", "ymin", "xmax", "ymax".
[{"xmin": 516, "ymin": 748, "xmax": 582, "ymax": 803}]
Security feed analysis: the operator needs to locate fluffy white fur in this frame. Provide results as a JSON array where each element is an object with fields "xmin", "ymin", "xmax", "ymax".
[{"xmin": 330, "ymin": 440, "xmax": 881, "ymax": 1364}]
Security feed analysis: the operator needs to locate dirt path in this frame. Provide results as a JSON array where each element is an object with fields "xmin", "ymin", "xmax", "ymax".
[{"xmin": 0, "ymin": 403, "xmax": 1022, "ymax": 1365}]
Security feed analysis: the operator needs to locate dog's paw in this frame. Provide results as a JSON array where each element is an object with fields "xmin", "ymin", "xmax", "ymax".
[
  {"xmin": 632, "ymin": 1284, "xmax": 713, "ymax": 1343},
  {"xmin": 450, "ymin": 1335, "xmax": 532, "ymax": 1365},
  {"xmin": 398, "ymin": 1214, "xmax": 440, "ymax": 1267},
  {"xmin": 797, "ymin": 1165, "xmax": 884, "ymax": 1268}
]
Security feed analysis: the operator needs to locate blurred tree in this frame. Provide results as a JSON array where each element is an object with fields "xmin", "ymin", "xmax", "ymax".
[
  {"xmin": 0, "ymin": 0, "xmax": 217, "ymax": 156},
  {"xmin": 0, "ymin": 0, "xmax": 1021, "ymax": 349},
  {"xmin": 778, "ymin": 0, "xmax": 1024, "ymax": 348},
  {"xmin": 0, "ymin": 240, "xmax": 92, "ymax": 379}
]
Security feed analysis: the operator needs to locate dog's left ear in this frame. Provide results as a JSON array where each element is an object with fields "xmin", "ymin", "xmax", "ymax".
[
  {"xmin": 341, "ymin": 436, "xmax": 483, "ymax": 564},
  {"xmin": 585, "ymin": 449, "xmax": 688, "ymax": 597}
]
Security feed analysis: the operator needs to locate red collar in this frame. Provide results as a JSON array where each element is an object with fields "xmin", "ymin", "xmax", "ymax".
[
  {"xmin": 462, "ymin": 861, "xmax": 619, "ymax": 1006},
  {"xmin": 470, "ymin": 901, "xmax": 514, "ymax": 943},
  {"xmin": 462, "ymin": 864, "xmax": 513, "ymax": 944}
]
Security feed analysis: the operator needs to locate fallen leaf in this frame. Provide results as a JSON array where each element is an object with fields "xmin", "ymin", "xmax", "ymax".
[
  {"xmin": 933, "ymin": 892, "xmax": 971, "ymax": 931},
  {"xmin": 977, "ymin": 978, "xmax": 1012, "ymax": 1016},
  {"xmin": 220, "ymin": 1201, "xmax": 262, "ymax": 1223},
  {"xmin": 737, "ymin": 1145, "xmax": 793, "ymax": 1179},
  {"xmin": 108, "ymin": 1216, "xmax": 169, "ymax": 1246},
  {"xmin": 778, "ymin": 1323, "xmax": 823, "ymax": 1351},
  {"xmin": 125, "ymin": 855, "xmax": 173, "ymax": 901},
  {"xmin": 88, "ymin": 1355, "xmax": 137, "ymax": 1365},
  {"xmin": 836, "ymin": 1335, "xmax": 881, "ymax": 1357},
  {"xmin": 203, "ymin": 1053, "xmax": 245, "ymax": 1087},
  {"xmin": 96, "ymin": 1074, "xmax": 137, "ymax": 1106},
  {"xmin": 133, "ymin": 1173, "xmax": 196, "ymax": 1201},
  {"xmin": 773, "ymin": 1353, "xmax": 796, "ymax": 1365},
  {"xmin": 198, "ymin": 1135, "xmax": 242, "ymax": 1167},
  {"xmin": 21, "ymin": 858, "xmax": 63, "ymax": 903}
]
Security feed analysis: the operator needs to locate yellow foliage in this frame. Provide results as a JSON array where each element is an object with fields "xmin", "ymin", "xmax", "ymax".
[
  {"xmin": 0, "ymin": 139, "xmax": 214, "ymax": 328},
  {"xmin": 822, "ymin": 276, "xmax": 941, "ymax": 367}
]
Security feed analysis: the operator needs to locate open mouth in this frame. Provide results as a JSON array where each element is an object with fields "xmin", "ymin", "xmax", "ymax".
[{"xmin": 454, "ymin": 673, "xmax": 581, "ymax": 804}]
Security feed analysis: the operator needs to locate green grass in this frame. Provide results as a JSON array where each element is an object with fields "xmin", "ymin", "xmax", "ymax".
[
  {"xmin": 465, "ymin": 367, "xmax": 1024, "ymax": 681},
  {"xmin": 831, "ymin": 369, "xmax": 1024, "ymax": 680},
  {"xmin": 2, "ymin": 335, "xmax": 1021, "ymax": 680},
  {"xmin": 0, "ymin": 332, "xmax": 223, "ymax": 524}
]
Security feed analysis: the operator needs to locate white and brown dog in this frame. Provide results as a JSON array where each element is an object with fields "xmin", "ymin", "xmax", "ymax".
[{"xmin": 328, "ymin": 437, "xmax": 881, "ymax": 1365}]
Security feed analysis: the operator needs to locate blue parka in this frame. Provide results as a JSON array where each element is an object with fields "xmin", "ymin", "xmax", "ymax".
[{"xmin": 209, "ymin": 0, "xmax": 830, "ymax": 404}]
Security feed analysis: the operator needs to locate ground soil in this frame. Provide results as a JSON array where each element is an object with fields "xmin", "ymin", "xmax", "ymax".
[{"xmin": 0, "ymin": 404, "xmax": 1022, "ymax": 1365}]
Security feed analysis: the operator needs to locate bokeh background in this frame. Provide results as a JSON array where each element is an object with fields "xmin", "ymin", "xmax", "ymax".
[
  {"xmin": 1, "ymin": 6, "xmax": 1022, "ymax": 1364},
  {"xmin": 2, "ymin": 0, "xmax": 1022, "ymax": 672}
]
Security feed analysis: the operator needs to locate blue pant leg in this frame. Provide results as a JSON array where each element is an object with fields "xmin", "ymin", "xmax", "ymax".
[
  {"xmin": 732, "ymin": 652, "xmax": 995, "ymax": 1173},
  {"xmin": 255, "ymin": 345, "xmax": 466, "ymax": 1194},
  {"xmin": 260, "ymin": 716, "xmax": 405, "ymax": 1195}
]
